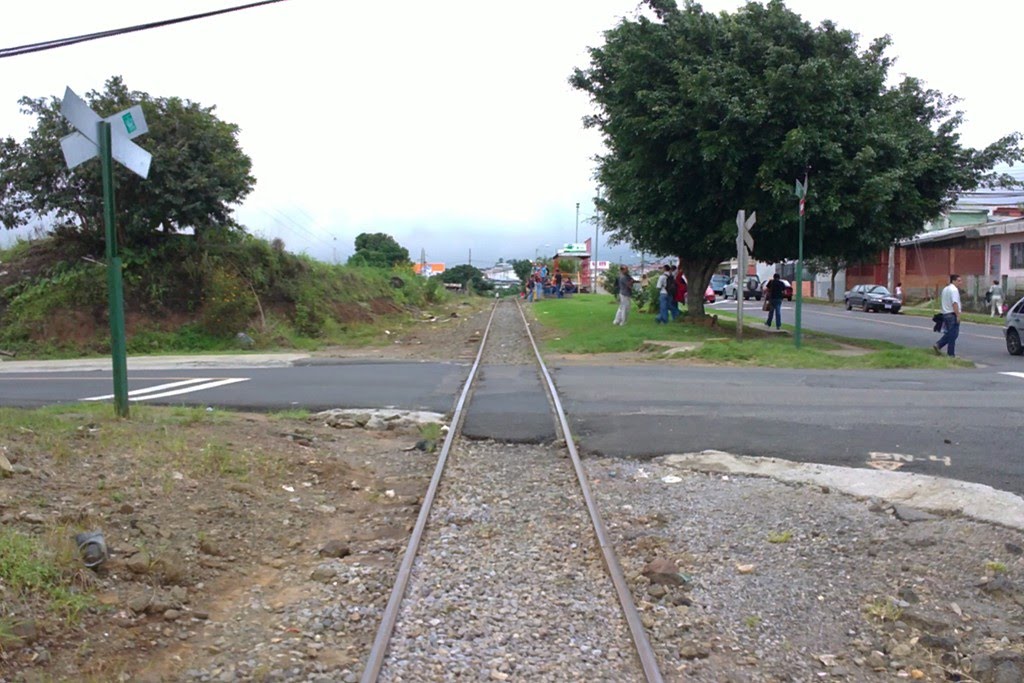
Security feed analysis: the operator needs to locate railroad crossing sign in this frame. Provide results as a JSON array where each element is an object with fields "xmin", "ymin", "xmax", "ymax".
[
  {"xmin": 59, "ymin": 87, "xmax": 151, "ymax": 178},
  {"xmin": 794, "ymin": 177, "xmax": 807, "ymax": 216},
  {"xmin": 736, "ymin": 209, "xmax": 755, "ymax": 253},
  {"xmin": 56, "ymin": 85, "xmax": 154, "ymax": 417}
]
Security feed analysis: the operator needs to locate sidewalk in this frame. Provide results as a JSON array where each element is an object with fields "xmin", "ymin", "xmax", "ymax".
[{"xmin": 0, "ymin": 353, "xmax": 310, "ymax": 373}]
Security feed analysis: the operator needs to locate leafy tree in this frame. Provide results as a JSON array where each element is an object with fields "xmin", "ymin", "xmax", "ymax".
[
  {"xmin": 441, "ymin": 264, "xmax": 492, "ymax": 292},
  {"xmin": 509, "ymin": 258, "xmax": 533, "ymax": 283},
  {"xmin": 347, "ymin": 232, "xmax": 410, "ymax": 268},
  {"xmin": 570, "ymin": 0, "xmax": 1022, "ymax": 317},
  {"xmin": 0, "ymin": 76, "xmax": 255, "ymax": 253}
]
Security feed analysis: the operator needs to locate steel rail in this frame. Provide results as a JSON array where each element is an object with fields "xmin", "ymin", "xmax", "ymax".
[
  {"xmin": 359, "ymin": 301, "xmax": 500, "ymax": 683},
  {"xmin": 515, "ymin": 299, "xmax": 666, "ymax": 683}
]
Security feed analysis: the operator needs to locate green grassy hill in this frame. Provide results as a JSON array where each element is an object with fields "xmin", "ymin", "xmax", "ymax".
[{"xmin": 0, "ymin": 232, "xmax": 448, "ymax": 358}]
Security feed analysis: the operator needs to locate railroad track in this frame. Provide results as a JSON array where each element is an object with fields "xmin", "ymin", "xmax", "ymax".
[{"xmin": 360, "ymin": 298, "xmax": 665, "ymax": 682}]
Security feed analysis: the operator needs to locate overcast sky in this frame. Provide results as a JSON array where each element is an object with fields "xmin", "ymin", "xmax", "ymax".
[{"xmin": 2, "ymin": 0, "xmax": 1021, "ymax": 267}]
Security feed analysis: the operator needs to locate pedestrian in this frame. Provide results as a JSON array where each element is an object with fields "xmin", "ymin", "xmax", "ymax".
[
  {"xmin": 933, "ymin": 274, "xmax": 962, "ymax": 357},
  {"xmin": 895, "ymin": 282, "xmax": 903, "ymax": 302},
  {"xmin": 672, "ymin": 265, "xmax": 685, "ymax": 318},
  {"xmin": 987, "ymin": 279, "xmax": 1004, "ymax": 317},
  {"xmin": 525, "ymin": 277, "xmax": 535, "ymax": 302},
  {"xmin": 555, "ymin": 271, "xmax": 564, "ymax": 298},
  {"xmin": 613, "ymin": 265, "xmax": 633, "ymax": 325},
  {"xmin": 655, "ymin": 265, "xmax": 672, "ymax": 324},
  {"xmin": 764, "ymin": 273, "xmax": 786, "ymax": 329},
  {"xmin": 665, "ymin": 265, "xmax": 679, "ymax": 320},
  {"xmin": 534, "ymin": 270, "xmax": 544, "ymax": 300}
]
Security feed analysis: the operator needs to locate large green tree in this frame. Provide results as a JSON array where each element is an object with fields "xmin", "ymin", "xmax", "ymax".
[
  {"xmin": 441, "ymin": 264, "xmax": 492, "ymax": 292},
  {"xmin": 347, "ymin": 232, "xmax": 410, "ymax": 268},
  {"xmin": 0, "ymin": 76, "xmax": 255, "ymax": 252},
  {"xmin": 571, "ymin": 0, "xmax": 1022, "ymax": 316}
]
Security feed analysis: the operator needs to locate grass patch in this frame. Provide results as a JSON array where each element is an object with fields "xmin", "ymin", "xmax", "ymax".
[
  {"xmin": 985, "ymin": 560, "xmax": 1008, "ymax": 574},
  {"xmin": 268, "ymin": 408, "xmax": 311, "ymax": 421},
  {"xmin": 767, "ymin": 530, "xmax": 793, "ymax": 544},
  {"xmin": 531, "ymin": 295, "xmax": 970, "ymax": 369},
  {"xmin": 901, "ymin": 304, "xmax": 1006, "ymax": 326},
  {"xmin": 0, "ymin": 528, "xmax": 94, "ymax": 623}
]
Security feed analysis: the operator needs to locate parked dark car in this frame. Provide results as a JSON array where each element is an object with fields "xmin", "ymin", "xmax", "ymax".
[
  {"xmin": 844, "ymin": 284, "xmax": 902, "ymax": 313},
  {"xmin": 709, "ymin": 274, "xmax": 730, "ymax": 296},
  {"xmin": 724, "ymin": 276, "xmax": 762, "ymax": 300},
  {"xmin": 1005, "ymin": 296, "xmax": 1024, "ymax": 355}
]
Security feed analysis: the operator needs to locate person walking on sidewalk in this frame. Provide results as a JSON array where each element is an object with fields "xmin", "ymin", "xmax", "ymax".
[
  {"xmin": 764, "ymin": 274, "xmax": 786, "ymax": 329},
  {"xmin": 933, "ymin": 274, "xmax": 962, "ymax": 357},
  {"xmin": 987, "ymin": 280, "xmax": 1004, "ymax": 317},
  {"xmin": 613, "ymin": 265, "xmax": 633, "ymax": 325}
]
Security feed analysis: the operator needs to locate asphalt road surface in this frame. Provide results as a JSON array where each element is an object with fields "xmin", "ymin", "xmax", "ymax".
[{"xmin": 3, "ymin": 353, "xmax": 1022, "ymax": 496}]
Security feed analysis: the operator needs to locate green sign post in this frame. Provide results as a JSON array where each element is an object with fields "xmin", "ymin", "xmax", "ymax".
[
  {"xmin": 99, "ymin": 122, "xmax": 130, "ymax": 417},
  {"xmin": 793, "ymin": 174, "xmax": 808, "ymax": 349}
]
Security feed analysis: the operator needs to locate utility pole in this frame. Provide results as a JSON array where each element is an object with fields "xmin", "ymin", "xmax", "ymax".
[{"xmin": 468, "ymin": 248, "xmax": 472, "ymax": 266}]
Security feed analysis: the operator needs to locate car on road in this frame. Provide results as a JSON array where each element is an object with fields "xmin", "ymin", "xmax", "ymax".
[
  {"xmin": 1006, "ymin": 296, "xmax": 1024, "ymax": 355},
  {"xmin": 723, "ymin": 275, "xmax": 762, "ymax": 300},
  {"xmin": 709, "ymin": 274, "xmax": 730, "ymax": 296},
  {"xmin": 844, "ymin": 284, "xmax": 902, "ymax": 313}
]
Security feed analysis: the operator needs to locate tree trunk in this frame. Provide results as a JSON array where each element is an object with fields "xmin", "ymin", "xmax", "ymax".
[
  {"xmin": 680, "ymin": 257, "xmax": 719, "ymax": 318},
  {"xmin": 829, "ymin": 268, "xmax": 838, "ymax": 304}
]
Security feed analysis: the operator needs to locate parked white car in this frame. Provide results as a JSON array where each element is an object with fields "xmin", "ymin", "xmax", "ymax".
[{"xmin": 1006, "ymin": 296, "xmax": 1024, "ymax": 355}]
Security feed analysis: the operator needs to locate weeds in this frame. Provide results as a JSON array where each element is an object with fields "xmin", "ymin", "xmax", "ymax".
[
  {"xmin": 767, "ymin": 530, "xmax": 793, "ymax": 544},
  {"xmin": 985, "ymin": 561, "xmax": 1008, "ymax": 574},
  {"xmin": 864, "ymin": 597, "xmax": 902, "ymax": 622}
]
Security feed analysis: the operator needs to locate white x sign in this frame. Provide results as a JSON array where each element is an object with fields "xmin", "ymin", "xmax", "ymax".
[{"xmin": 59, "ymin": 87, "xmax": 151, "ymax": 178}]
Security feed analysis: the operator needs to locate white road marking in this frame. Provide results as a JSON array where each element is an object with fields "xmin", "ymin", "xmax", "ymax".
[
  {"xmin": 1000, "ymin": 372, "xmax": 1024, "ymax": 381},
  {"xmin": 867, "ymin": 451, "xmax": 951, "ymax": 471},
  {"xmin": 81, "ymin": 377, "xmax": 248, "ymax": 402}
]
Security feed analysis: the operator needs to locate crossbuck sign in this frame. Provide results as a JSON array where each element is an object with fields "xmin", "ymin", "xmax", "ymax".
[{"xmin": 60, "ymin": 87, "xmax": 151, "ymax": 178}]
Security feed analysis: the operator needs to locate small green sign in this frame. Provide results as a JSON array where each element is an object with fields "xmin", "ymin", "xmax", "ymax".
[{"xmin": 122, "ymin": 112, "xmax": 137, "ymax": 134}]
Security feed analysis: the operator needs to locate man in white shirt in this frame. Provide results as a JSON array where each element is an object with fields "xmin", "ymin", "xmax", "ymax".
[{"xmin": 933, "ymin": 274, "xmax": 962, "ymax": 357}]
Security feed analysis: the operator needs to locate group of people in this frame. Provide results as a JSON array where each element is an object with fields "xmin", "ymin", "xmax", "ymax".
[
  {"xmin": 613, "ymin": 263, "xmax": 690, "ymax": 326},
  {"xmin": 653, "ymin": 264, "xmax": 688, "ymax": 324},
  {"xmin": 524, "ymin": 262, "xmax": 575, "ymax": 302}
]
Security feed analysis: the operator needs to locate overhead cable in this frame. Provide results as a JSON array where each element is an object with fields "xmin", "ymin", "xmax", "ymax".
[{"xmin": 0, "ymin": 0, "xmax": 289, "ymax": 59}]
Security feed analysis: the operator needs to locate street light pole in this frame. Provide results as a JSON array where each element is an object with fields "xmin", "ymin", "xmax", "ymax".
[{"xmin": 575, "ymin": 202, "xmax": 580, "ymax": 243}]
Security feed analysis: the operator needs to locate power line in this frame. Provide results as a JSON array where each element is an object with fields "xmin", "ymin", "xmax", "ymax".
[{"xmin": 0, "ymin": 0, "xmax": 289, "ymax": 59}]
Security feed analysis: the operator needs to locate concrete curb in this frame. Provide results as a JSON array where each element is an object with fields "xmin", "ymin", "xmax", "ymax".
[{"xmin": 662, "ymin": 450, "xmax": 1024, "ymax": 531}]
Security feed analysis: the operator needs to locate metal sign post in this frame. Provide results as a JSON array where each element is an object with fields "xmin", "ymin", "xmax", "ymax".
[
  {"xmin": 60, "ymin": 87, "xmax": 152, "ymax": 417},
  {"xmin": 735, "ymin": 210, "xmax": 755, "ymax": 339},
  {"xmin": 794, "ymin": 174, "xmax": 808, "ymax": 349}
]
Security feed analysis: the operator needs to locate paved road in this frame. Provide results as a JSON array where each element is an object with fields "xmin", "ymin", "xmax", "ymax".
[
  {"xmin": 552, "ymin": 363, "xmax": 1024, "ymax": 496},
  {"xmin": 3, "ymin": 353, "xmax": 1022, "ymax": 496},
  {"xmin": 709, "ymin": 298, "xmax": 1017, "ymax": 369}
]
